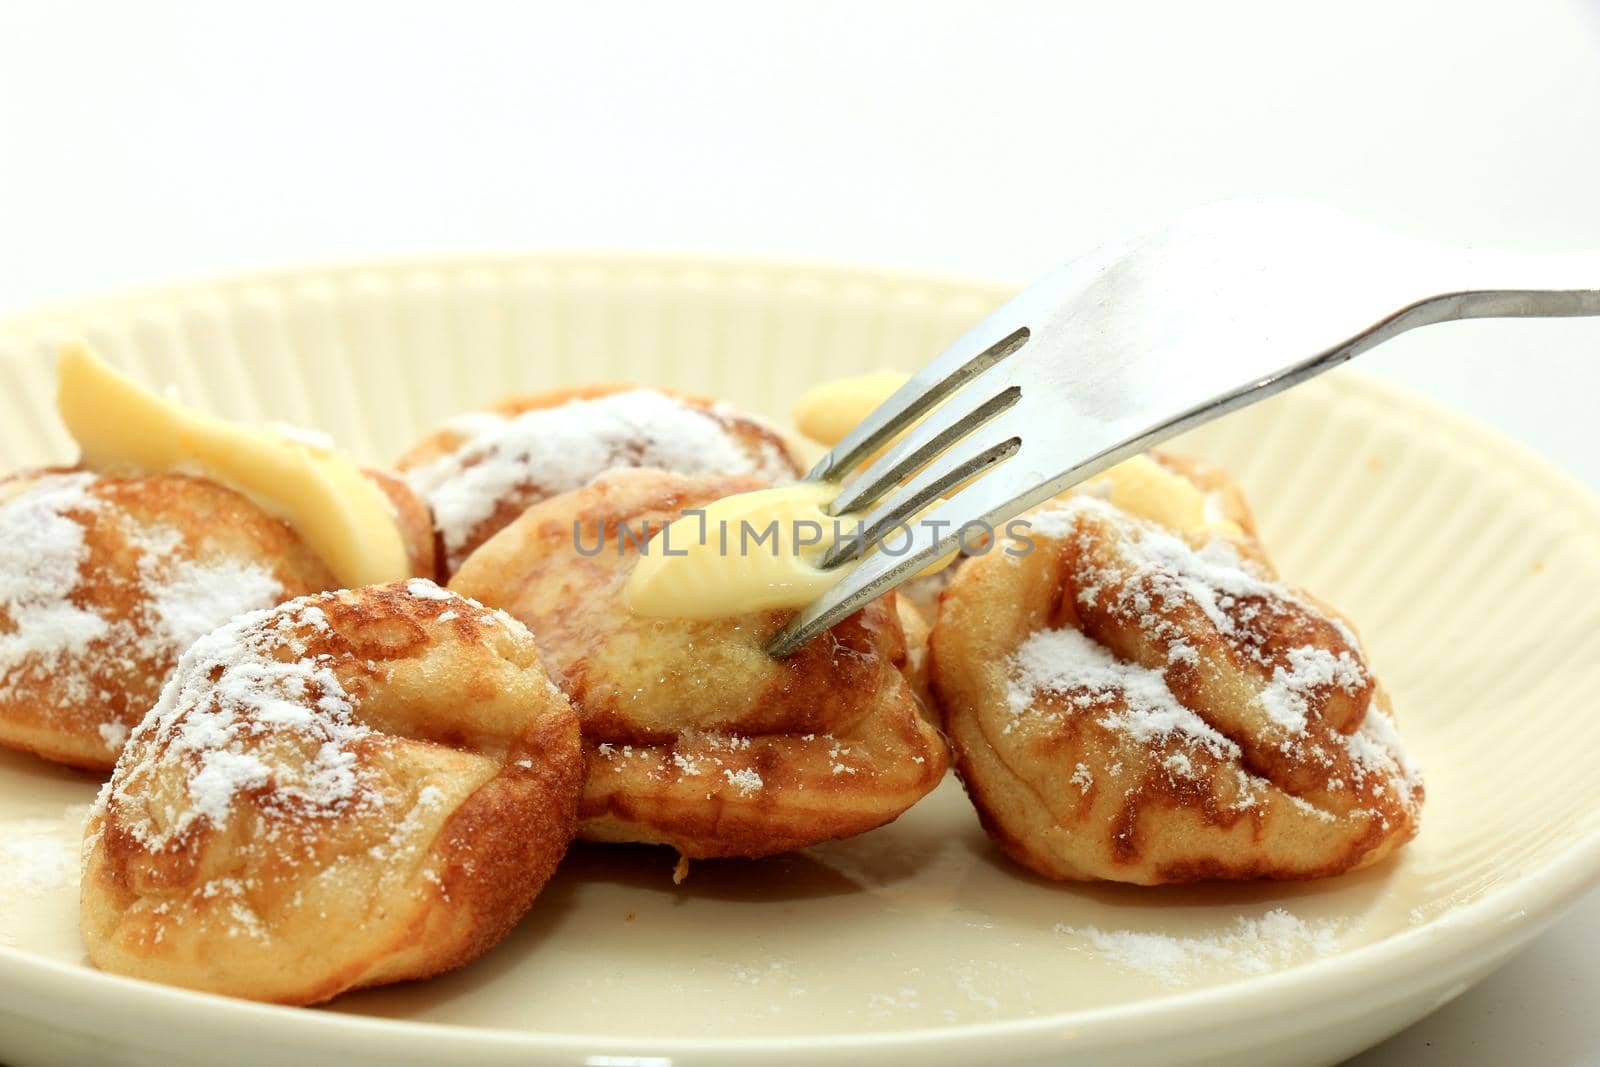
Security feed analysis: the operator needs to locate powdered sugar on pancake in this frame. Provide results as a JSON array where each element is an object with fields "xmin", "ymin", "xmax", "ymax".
[
  {"xmin": 1006, "ymin": 625, "xmax": 1240, "ymax": 763},
  {"xmin": 403, "ymin": 389, "xmax": 796, "ymax": 566},
  {"xmin": 98, "ymin": 597, "xmax": 374, "ymax": 849},
  {"xmin": 1258, "ymin": 646, "xmax": 1368, "ymax": 734},
  {"xmin": 1007, "ymin": 494, "xmax": 1420, "ymax": 816},
  {"xmin": 1027, "ymin": 496, "xmax": 1371, "ymax": 738},
  {"xmin": 0, "ymin": 473, "xmax": 111, "ymax": 692},
  {"xmin": 1344, "ymin": 703, "xmax": 1425, "ymax": 809},
  {"xmin": 404, "ymin": 577, "xmax": 455, "ymax": 601},
  {"xmin": 0, "ymin": 472, "xmax": 287, "ymax": 757},
  {"xmin": 132, "ymin": 525, "xmax": 284, "ymax": 655}
]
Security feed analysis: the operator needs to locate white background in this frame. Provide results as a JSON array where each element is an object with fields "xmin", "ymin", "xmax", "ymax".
[{"xmin": 2, "ymin": 2, "xmax": 1597, "ymax": 1062}]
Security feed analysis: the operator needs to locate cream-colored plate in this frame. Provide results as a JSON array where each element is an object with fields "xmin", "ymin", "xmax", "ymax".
[{"xmin": 0, "ymin": 256, "xmax": 1597, "ymax": 1067}]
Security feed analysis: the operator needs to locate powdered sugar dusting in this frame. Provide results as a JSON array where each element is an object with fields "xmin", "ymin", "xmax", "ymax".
[
  {"xmin": 1345, "ymin": 704, "xmax": 1425, "ymax": 807},
  {"xmin": 597, "ymin": 729, "xmax": 776, "ymax": 795},
  {"xmin": 1005, "ymin": 626, "xmax": 1239, "ymax": 761},
  {"xmin": 1002, "ymin": 493, "xmax": 1420, "ymax": 836},
  {"xmin": 1054, "ymin": 909, "xmax": 1345, "ymax": 985},
  {"xmin": 404, "ymin": 578, "xmax": 455, "ymax": 601},
  {"xmin": 1014, "ymin": 504, "xmax": 1079, "ymax": 543},
  {"xmin": 134, "ymin": 526, "xmax": 284, "ymax": 655},
  {"xmin": 404, "ymin": 389, "xmax": 796, "ymax": 565},
  {"xmin": 723, "ymin": 767, "xmax": 764, "ymax": 797},
  {"xmin": 101, "ymin": 598, "xmax": 375, "ymax": 848},
  {"xmin": 0, "ymin": 834, "xmax": 77, "ymax": 895},
  {"xmin": 0, "ymin": 473, "xmax": 111, "ymax": 695},
  {"xmin": 1030, "ymin": 496, "xmax": 1372, "ymax": 739},
  {"xmin": 1259, "ymin": 646, "xmax": 1368, "ymax": 734},
  {"xmin": 0, "ymin": 807, "xmax": 89, "ymax": 898},
  {"xmin": 97, "ymin": 721, "xmax": 130, "ymax": 751},
  {"xmin": 0, "ymin": 473, "xmax": 287, "ymax": 757},
  {"xmin": 1056, "ymin": 496, "xmax": 1279, "ymax": 634}
]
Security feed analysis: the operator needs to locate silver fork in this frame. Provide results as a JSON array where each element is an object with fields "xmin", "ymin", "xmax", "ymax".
[{"xmin": 765, "ymin": 196, "xmax": 1600, "ymax": 657}]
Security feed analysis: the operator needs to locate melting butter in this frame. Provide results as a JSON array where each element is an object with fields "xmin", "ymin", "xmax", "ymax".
[
  {"xmin": 630, "ymin": 367, "xmax": 977, "ymax": 621},
  {"xmin": 791, "ymin": 370, "xmax": 910, "ymax": 447},
  {"xmin": 625, "ymin": 478, "xmax": 958, "ymax": 620},
  {"xmin": 637, "ymin": 368, "xmax": 1235, "ymax": 622},
  {"xmin": 57, "ymin": 342, "xmax": 410, "ymax": 588},
  {"xmin": 1078, "ymin": 455, "xmax": 1243, "ymax": 539},
  {"xmin": 625, "ymin": 482, "xmax": 853, "ymax": 619}
]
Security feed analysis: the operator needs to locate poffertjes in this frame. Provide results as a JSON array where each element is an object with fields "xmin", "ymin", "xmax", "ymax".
[
  {"xmin": 0, "ymin": 467, "xmax": 435, "ymax": 770},
  {"xmin": 894, "ymin": 596, "xmax": 936, "ymax": 721},
  {"xmin": 398, "ymin": 384, "xmax": 803, "ymax": 574},
  {"xmin": 80, "ymin": 580, "xmax": 582, "ymax": 1004},
  {"xmin": 450, "ymin": 468, "xmax": 949, "ymax": 861},
  {"xmin": 931, "ymin": 453, "xmax": 1422, "ymax": 884}
]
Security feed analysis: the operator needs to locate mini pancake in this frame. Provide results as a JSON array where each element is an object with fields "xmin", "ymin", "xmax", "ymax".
[
  {"xmin": 80, "ymin": 580, "xmax": 582, "ymax": 1005},
  {"xmin": 0, "ymin": 468, "xmax": 435, "ymax": 770},
  {"xmin": 449, "ymin": 468, "xmax": 948, "ymax": 861},
  {"xmin": 398, "ymin": 383, "xmax": 803, "ymax": 574},
  {"xmin": 931, "ymin": 456, "xmax": 1422, "ymax": 884}
]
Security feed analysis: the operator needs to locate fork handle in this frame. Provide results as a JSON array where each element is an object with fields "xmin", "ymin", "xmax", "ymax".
[{"xmin": 1434, "ymin": 249, "xmax": 1600, "ymax": 320}]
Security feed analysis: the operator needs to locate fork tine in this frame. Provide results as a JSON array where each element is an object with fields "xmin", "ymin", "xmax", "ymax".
[
  {"xmin": 764, "ymin": 518, "xmax": 950, "ymax": 659},
  {"xmin": 773, "ymin": 196, "xmax": 1600, "ymax": 657},
  {"xmin": 807, "ymin": 322, "xmax": 1030, "ymax": 483},
  {"xmin": 820, "ymin": 430, "xmax": 1021, "ymax": 569},
  {"xmin": 766, "ymin": 458, "xmax": 1049, "ymax": 658},
  {"xmin": 827, "ymin": 373, "xmax": 1022, "ymax": 517}
]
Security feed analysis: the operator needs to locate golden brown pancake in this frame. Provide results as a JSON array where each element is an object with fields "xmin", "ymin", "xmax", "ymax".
[
  {"xmin": 895, "ymin": 596, "xmax": 936, "ymax": 722},
  {"xmin": 449, "ymin": 468, "xmax": 948, "ymax": 860},
  {"xmin": 398, "ymin": 383, "xmax": 803, "ymax": 574},
  {"xmin": 80, "ymin": 580, "xmax": 582, "ymax": 1005},
  {"xmin": 0, "ymin": 467, "xmax": 435, "ymax": 771},
  {"xmin": 931, "ymin": 456, "xmax": 1422, "ymax": 884}
]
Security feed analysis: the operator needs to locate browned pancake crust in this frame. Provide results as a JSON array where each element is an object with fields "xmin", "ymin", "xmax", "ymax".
[
  {"xmin": 80, "ymin": 581, "xmax": 582, "ymax": 1004},
  {"xmin": 932, "ymin": 457, "xmax": 1422, "ymax": 885},
  {"xmin": 397, "ymin": 383, "xmax": 804, "ymax": 571},
  {"xmin": 0, "ymin": 470, "xmax": 334, "ymax": 769},
  {"xmin": 450, "ymin": 468, "xmax": 949, "ymax": 860},
  {"xmin": 0, "ymin": 468, "xmax": 437, "ymax": 771}
]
